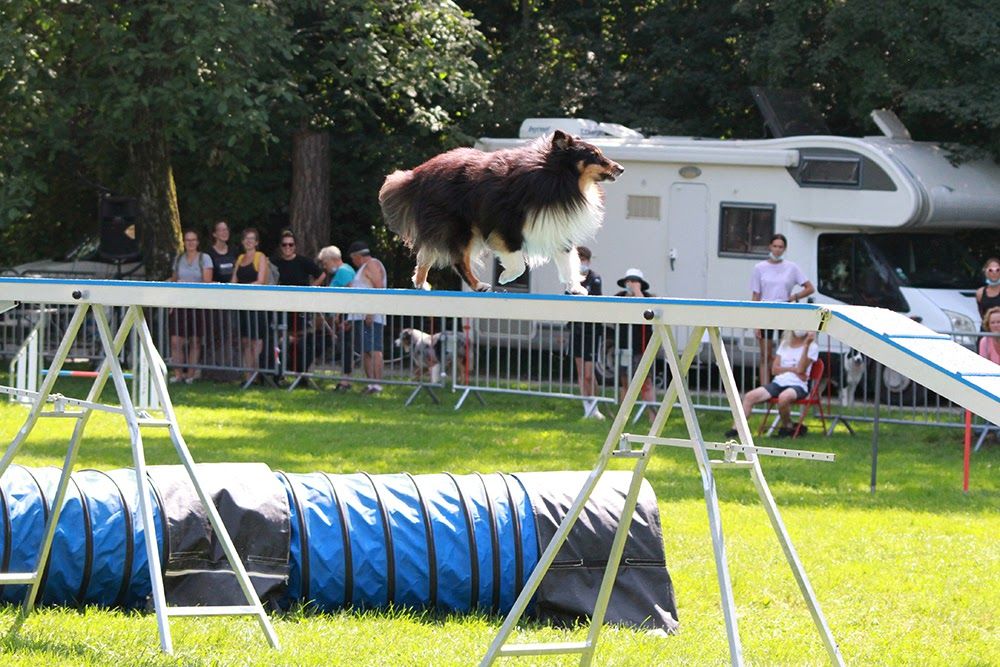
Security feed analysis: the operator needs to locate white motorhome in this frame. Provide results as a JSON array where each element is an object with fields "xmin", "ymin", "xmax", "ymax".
[{"xmin": 474, "ymin": 112, "xmax": 1000, "ymax": 393}]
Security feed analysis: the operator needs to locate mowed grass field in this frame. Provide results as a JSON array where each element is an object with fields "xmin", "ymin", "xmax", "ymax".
[{"xmin": 0, "ymin": 380, "xmax": 997, "ymax": 666}]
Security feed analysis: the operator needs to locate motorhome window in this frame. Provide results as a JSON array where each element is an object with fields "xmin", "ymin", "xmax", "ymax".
[
  {"xmin": 492, "ymin": 258, "xmax": 530, "ymax": 292},
  {"xmin": 626, "ymin": 195, "xmax": 661, "ymax": 220},
  {"xmin": 865, "ymin": 233, "xmax": 980, "ymax": 289},
  {"xmin": 798, "ymin": 156, "xmax": 861, "ymax": 187},
  {"xmin": 788, "ymin": 149, "xmax": 895, "ymax": 190},
  {"xmin": 817, "ymin": 234, "xmax": 909, "ymax": 311},
  {"xmin": 718, "ymin": 203, "xmax": 774, "ymax": 257}
]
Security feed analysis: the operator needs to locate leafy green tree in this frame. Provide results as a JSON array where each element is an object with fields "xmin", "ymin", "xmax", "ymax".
[
  {"xmin": 282, "ymin": 0, "xmax": 490, "ymax": 266},
  {"xmin": 736, "ymin": 0, "xmax": 1000, "ymax": 156},
  {"xmin": 1, "ymin": 1, "xmax": 297, "ymax": 276}
]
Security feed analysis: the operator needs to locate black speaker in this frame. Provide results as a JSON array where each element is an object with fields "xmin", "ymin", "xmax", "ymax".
[{"xmin": 98, "ymin": 196, "xmax": 141, "ymax": 261}]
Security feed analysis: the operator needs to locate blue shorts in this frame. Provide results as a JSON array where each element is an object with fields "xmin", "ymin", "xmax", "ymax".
[
  {"xmin": 763, "ymin": 382, "xmax": 806, "ymax": 400},
  {"xmin": 352, "ymin": 321, "xmax": 384, "ymax": 353}
]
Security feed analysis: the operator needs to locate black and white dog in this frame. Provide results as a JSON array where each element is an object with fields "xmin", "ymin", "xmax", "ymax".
[
  {"xmin": 395, "ymin": 328, "xmax": 471, "ymax": 382},
  {"xmin": 840, "ymin": 348, "xmax": 867, "ymax": 406}
]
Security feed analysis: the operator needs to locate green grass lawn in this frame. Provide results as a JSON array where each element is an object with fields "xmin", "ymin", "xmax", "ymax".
[{"xmin": 0, "ymin": 379, "xmax": 997, "ymax": 666}]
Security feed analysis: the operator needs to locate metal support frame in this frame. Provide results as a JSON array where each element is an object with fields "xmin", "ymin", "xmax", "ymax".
[
  {"xmin": 0, "ymin": 302, "xmax": 279, "ymax": 654},
  {"xmin": 454, "ymin": 386, "xmax": 487, "ymax": 410},
  {"xmin": 480, "ymin": 322, "xmax": 844, "ymax": 666},
  {"xmin": 404, "ymin": 382, "xmax": 441, "ymax": 406}
]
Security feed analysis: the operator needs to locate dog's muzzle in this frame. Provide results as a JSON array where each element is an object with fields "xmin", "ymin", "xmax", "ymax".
[{"xmin": 602, "ymin": 163, "xmax": 625, "ymax": 182}]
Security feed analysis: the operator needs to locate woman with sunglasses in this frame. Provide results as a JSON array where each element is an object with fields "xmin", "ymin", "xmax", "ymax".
[
  {"xmin": 272, "ymin": 230, "xmax": 323, "ymax": 375},
  {"xmin": 975, "ymin": 257, "xmax": 1000, "ymax": 330}
]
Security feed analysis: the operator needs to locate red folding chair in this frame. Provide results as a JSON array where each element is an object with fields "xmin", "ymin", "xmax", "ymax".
[{"xmin": 757, "ymin": 358, "xmax": 828, "ymax": 438}]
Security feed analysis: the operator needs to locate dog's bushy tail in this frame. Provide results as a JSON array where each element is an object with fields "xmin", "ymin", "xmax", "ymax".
[{"xmin": 379, "ymin": 170, "xmax": 418, "ymax": 247}]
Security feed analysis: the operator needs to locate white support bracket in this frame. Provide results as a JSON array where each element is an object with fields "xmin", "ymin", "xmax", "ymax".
[
  {"xmin": 0, "ymin": 302, "xmax": 280, "ymax": 655},
  {"xmin": 480, "ymin": 321, "xmax": 844, "ymax": 667}
]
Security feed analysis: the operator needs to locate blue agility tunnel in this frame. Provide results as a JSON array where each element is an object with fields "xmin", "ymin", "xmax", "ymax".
[
  {"xmin": 0, "ymin": 464, "xmax": 677, "ymax": 631},
  {"xmin": 278, "ymin": 471, "xmax": 537, "ymax": 615}
]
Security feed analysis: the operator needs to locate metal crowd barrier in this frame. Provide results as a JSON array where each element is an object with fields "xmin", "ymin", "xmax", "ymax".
[{"xmin": 2, "ymin": 301, "xmax": 992, "ymax": 434}]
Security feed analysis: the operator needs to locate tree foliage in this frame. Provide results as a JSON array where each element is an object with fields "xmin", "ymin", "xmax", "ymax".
[
  {"xmin": 276, "ymin": 0, "xmax": 490, "ymax": 279},
  {"xmin": 1, "ymin": 1, "xmax": 297, "ymax": 272},
  {"xmin": 2, "ymin": 0, "xmax": 998, "ymax": 276}
]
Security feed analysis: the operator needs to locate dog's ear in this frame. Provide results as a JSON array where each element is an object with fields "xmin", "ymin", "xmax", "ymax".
[{"xmin": 552, "ymin": 129, "xmax": 572, "ymax": 151}]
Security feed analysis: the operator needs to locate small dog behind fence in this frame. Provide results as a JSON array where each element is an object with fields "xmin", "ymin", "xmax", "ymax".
[{"xmin": 394, "ymin": 328, "xmax": 471, "ymax": 383}]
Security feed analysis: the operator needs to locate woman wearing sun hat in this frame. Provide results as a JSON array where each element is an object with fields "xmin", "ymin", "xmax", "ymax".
[{"xmin": 614, "ymin": 268, "xmax": 657, "ymax": 419}]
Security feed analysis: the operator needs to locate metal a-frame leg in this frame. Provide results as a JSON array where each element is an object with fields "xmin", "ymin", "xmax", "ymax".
[
  {"xmin": 709, "ymin": 328, "xmax": 844, "ymax": 665},
  {"xmin": 480, "ymin": 323, "xmax": 683, "ymax": 665},
  {"xmin": 0, "ymin": 304, "xmax": 96, "ymax": 606},
  {"xmin": 578, "ymin": 325, "xmax": 707, "ymax": 666},
  {"xmin": 130, "ymin": 312, "xmax": 280, "ymax": 651},
  {"xmin": 481, "ymin": 322, "xmax": 842, "ymax": 666},
  {"xmin": 0, "ymin": 303, "xmax": 279, "ymax": 654}
]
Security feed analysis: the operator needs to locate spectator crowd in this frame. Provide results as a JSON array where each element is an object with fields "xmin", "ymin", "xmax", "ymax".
[
  {"xmin": 165, "ymin": 224, "xmax": 1000, "ymax": 438},
  {"xmin": 167, "ymin": 222, "xmax": 386, "ymax": 393}
]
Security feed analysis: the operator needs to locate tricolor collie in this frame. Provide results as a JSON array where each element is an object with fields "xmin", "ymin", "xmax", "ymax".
[{"xmin": 379, "ymin": 130, "xmax": 623, "ymax": 293}]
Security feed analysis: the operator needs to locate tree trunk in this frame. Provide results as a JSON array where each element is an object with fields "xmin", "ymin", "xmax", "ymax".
[
  {"xmin": 132, "ymin": 123, "xmax": 182, "ymax": 280},
  {"xmin": 290, "ymin": 126, "xmax": 331, "ymax": 260}
]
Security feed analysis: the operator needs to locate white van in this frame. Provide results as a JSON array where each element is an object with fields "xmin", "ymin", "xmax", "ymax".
[{"xmin": 474, "ymin": 112, "xmax": 1000, "ymax": 393}]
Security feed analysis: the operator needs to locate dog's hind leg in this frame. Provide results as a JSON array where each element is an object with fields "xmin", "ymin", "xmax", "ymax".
[
  {"xmin": 554, "ymin": 246, "xmax": 585, "ymax": 294},
  {"xmin": 496, "ymin": 250, "xmax": 526, "ymax": 285},
  {"xmin": 412, "ymin": 263, "xmax": 432, "ymax": 291},
  {"xmin": 454, "ymin": 253, "xmax": 491, "ymax": 292}
]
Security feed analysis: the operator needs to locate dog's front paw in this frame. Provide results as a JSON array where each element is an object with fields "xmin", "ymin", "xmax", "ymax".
[
  {"xmin": 565, "ymin": 283, "xmax": 587, "ymax": 296},
  {"xmin": 474, "ymin": 282, "xmax": 492, "ymax": 292},
  {"xmin": 498, "ymin": 267, "xmax": 525, "ymax": 285}
]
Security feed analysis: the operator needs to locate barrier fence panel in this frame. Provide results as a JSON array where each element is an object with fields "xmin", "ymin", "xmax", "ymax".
[{"xmin": 1, "ymin": 300, "xmax": 991, "ymax": 435}]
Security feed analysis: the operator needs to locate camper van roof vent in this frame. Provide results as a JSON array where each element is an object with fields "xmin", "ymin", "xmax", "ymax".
[
  {"xmin": 750, "ymin": 87, "xmax": 830, "ymax": 138},
  {"xmin": 518, "ymin": 118, "xmax": 644, "ymax": 140},
  {"xmin": 870, "ymin": 109, "xmax": 912, "ymax": 140}
]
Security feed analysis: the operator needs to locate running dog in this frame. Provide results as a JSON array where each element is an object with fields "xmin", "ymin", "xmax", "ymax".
[
  {"xmin": 379, "ymin": 130, "xmax": 624, "ymax": 293},
  {"xmin": 395, "ymin": 328, "xmax": 471, "ymax": 382}
]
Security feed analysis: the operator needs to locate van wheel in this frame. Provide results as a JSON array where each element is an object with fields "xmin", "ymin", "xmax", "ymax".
[{"xmin": 874, "ymin": 364, "xmax": 928, "ymax": 405}]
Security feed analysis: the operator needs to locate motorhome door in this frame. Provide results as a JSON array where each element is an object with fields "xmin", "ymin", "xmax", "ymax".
[{"xmin": 665, "ymin": 182, "xmax": 710, "ymax": 298}]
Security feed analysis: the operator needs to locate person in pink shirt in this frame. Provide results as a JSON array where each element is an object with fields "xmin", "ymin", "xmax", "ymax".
[
  {"xmin": 978, "ymin": 306, "xmax": 1000, "ymax": 365},
  {"xmin": 750, "ymin": 234, "xmax": 814, "ymax": 384}
]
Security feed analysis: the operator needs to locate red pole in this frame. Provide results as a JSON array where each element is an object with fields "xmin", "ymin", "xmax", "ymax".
[{"xmin": 963, "ymin": 410, "xmax": 972, "ymax": 493}]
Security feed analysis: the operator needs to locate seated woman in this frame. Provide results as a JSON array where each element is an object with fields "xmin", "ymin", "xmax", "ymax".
[{"xmin": 726, "ymin": 329, "xmax": 818, "ymax": 439}]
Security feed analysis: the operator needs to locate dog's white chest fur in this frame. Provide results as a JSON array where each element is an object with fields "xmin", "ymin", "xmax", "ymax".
[{"xmin": 521, "ymin": 184, "xmax": 603, "ymax": 265}]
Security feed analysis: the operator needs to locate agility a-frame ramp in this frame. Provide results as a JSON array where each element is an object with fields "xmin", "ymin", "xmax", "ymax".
[{"xmin": 0, "ymin": 279, "xmax": 997, "ymax": 665}]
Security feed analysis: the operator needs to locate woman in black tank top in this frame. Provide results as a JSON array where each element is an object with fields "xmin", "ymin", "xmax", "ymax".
[{"xmin": 232, "ymin": 228, "xmax": 270, "ymax": 381}]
